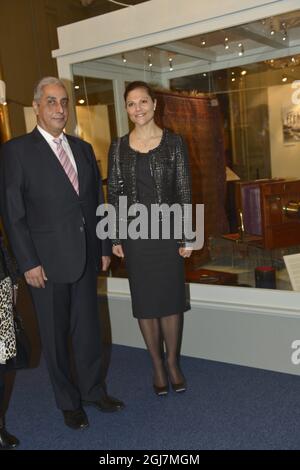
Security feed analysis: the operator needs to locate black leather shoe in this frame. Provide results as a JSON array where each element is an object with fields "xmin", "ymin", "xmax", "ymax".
[
  {"xmin": 82, "ymin": 395, "xmax": 125, "ymax": 413},
  {"xmin": 0, "ymin": 428, "xmax": 20, "ymax": 449},
  {"xmin": 62, "ymin": 408, "xmax": 89, "ymax": 430}
]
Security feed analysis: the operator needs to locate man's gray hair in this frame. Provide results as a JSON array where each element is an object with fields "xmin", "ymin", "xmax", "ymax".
[{"xmin": 33, "ymin": 77, "xmax": 68, "ymax": 102}]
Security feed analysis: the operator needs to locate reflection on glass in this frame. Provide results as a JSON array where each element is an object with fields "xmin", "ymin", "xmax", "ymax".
[{"xmin": 73, "ymin": 76, "xmax": 117, "ymax": 180}]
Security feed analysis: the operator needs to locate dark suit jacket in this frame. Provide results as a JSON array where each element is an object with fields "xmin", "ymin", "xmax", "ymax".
[{"xmin": 0, "ymin": 127, "xmax": 111, "ymax": 283}]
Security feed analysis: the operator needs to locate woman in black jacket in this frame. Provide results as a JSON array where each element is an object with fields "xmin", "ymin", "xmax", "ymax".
[
  {"xmin": 0, "ymin": 232, "xmax": 19, "ymax": 449},
  {"xmin": 108, "ymin": 81, "xmax": 192, "ymax": 396}
]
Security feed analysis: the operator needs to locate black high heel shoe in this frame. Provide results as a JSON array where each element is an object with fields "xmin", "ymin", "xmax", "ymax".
[
  {"xmin": 170, "ymin": 381, "xmax": 186, "ymax": 393},
  {"xmin": 166, "ymin": 364, "xmax": 187, "ymax": 393},
  {"xmin": 0, "ymin": 417, "xmax": 20, "ymax": 449},
  {"xmin": 153, "ymin": 383, "xmax": 169, "ymax": 396}
]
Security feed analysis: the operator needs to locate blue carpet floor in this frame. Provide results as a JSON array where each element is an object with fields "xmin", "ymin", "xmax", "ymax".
[{"xmin": 6, "ymin": 345, "xmax": 300, "ymax": 450}]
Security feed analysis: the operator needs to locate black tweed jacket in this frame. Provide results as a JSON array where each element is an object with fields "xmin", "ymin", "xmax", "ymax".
[{"xmin": 107, "ymin": 128, "xmax": 192, "ymax": 245}]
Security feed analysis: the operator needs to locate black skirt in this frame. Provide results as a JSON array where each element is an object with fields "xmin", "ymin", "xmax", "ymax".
[{"xmin": 123, "ymin": 237, "xmax": 188, "ymax": 318}]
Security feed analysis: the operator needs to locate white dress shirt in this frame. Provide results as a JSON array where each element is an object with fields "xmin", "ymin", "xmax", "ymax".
[{"xmin": 37, "ymin": 125, "xmax": 78, "ymax": 174}]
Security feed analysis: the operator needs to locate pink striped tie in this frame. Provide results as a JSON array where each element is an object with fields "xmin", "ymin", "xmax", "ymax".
[{"xmin": 53, "ymin": 138, "xmax": 79, "ymax": 195}]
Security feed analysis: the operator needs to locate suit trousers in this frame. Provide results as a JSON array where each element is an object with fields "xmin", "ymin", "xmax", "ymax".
[{"xmin": 29, "ymin": 242, "xmax": 106, "ymax": 411}]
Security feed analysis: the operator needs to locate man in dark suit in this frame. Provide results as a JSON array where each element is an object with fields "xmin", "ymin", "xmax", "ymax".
[{"xmin": 0, "ymin": 77, "xmax": 124, "ymax": 430}]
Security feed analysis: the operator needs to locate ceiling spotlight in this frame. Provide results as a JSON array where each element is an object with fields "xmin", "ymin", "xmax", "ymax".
[
  {"xmin": 282, "ymin": 74, "xmax": 288, "ymax": 83},
  {"xmin": 231, "ymin": 71, "xmax": 235, "ymax": 75},
  {"xmin": 148, "ymin": 52, "xmax": 153, "ymax": 68},
  {"xmin": 74, "ymin": 85, "xmax": 80, "ymax": 90},
  {"xmin": 241, "ymin": 70, "xmax": 247, "ymax": 76},
  {"xmin": 269, "ymin": 17, "xmax": 276, "ymax": 35},
  {"xmin": 231, "ymin": 77, "xmax": 236, "ymax": 82},
  {"xmin": 238, "ymin": 43, "xmax": 244, "ymax": 56},
  {"xmin": 201, "ymin": 38, "xmax": 206, "ymax": 46},
  {"xmin": 270, "ymin": 20, "xmax": 275, "ymax": 36},
  {"xmin": 291, "ymin": 57, "xmax": 296, "ymax": 63},
  {"xmin": 169, "ymin": 57, "xmax": 173, "ymax": 71},
  {"xmin": 122, "ymin": 53, "xmax": 127, "ymax": 63},
  {"xmin": 78, "ymin": 99, "xmax": 85, "ymax": 104},
  {"xmin": 202, "ymin": 73, "xmax": 207, "ymax": 77},
  {"xmin": 281, "ymin": 21, "xmax": 288, "ymax": 41},
  {"xmin": 224, "ymin": 37, "xmax": 229, "ymax": 50}
]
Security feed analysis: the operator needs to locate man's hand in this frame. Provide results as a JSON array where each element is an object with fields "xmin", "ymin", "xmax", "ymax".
[
  {"xmin": 24, "ymin": 265, "xmax": 48, "ymax": 288},
  {"xmin": 101, "ymin": 256, "xmax": 111, "ymax": 272}
]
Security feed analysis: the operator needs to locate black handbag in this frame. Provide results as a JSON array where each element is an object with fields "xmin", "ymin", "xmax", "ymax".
[{"xmin": 7, "ymin": 310, "xmax": 31, "ymax": 370}]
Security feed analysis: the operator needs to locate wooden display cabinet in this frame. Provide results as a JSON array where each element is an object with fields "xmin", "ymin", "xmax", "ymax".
[{"xmin": 234, "ymin": 178, "xmax": 300, "ymax": 249}]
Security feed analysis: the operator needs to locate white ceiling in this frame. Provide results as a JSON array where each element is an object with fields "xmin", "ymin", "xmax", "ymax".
[{"xmin": 86, "ymin": 9, "xmax": 300, "ymax": 77}]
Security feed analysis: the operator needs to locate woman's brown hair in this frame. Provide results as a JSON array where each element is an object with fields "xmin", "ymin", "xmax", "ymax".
[{"xmin": 124, "ymin": 81, "xmax": 156, "ymax": 103}]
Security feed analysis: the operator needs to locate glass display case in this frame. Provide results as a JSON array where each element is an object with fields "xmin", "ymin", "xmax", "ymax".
[{"xmin": 65, "ymin": 7, "xmax": 300, "ymax": 291}]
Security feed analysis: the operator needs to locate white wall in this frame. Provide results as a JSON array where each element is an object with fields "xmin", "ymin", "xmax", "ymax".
[{"xmin": 105, "ymin": 278, "xmax": 300, "ymax": 376}]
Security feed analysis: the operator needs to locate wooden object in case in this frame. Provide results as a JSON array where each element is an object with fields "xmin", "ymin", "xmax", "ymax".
[
  {"xmin": 185, "ymin": 267, "xmax": 238, "ymax": 286},
  {"xmin": 235, "ymin": 178, "xmax": 300, "ymax": 249}
]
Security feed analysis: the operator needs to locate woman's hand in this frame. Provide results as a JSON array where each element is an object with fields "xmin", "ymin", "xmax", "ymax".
[
  {"xmin": 112, "ymin": 244, "xmax": 125, "ymax": 258},
  {"xmin": 101, "ymin": 256, "xmax": 111, "ymax": 271},
  {"xmin": 179, "ymin": 247, "xmax": 193, "ymax": 258}
]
